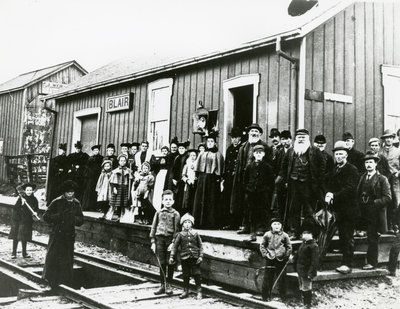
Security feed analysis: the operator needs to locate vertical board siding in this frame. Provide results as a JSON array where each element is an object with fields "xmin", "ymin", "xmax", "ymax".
[
  {"xmin": 54, "ymin": 47, "xmax": 299, "ymax": 157},
  {"xmin": 304, "ymin": 2, "xmax": 400, "ymax": 153}
]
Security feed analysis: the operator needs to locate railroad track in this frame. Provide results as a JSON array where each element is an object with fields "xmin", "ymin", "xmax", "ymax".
[{"xmin": 0, "ymin": 231, "xmax": 275, "ymax": 309}]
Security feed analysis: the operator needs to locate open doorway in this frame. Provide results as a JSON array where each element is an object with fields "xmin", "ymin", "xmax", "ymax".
[{"xmin": 231, "ymin": 85, "xmax": 254, "ymax": 142}]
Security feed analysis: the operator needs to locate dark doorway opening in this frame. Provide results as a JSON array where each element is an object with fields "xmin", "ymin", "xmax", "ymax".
[
  {"xmin": 231, "ymin": 85, "xmax": 253, "ymax": 141},
  {"xmin": 80, "ymin": 114, "xmax": 98, "ymax": 154}
]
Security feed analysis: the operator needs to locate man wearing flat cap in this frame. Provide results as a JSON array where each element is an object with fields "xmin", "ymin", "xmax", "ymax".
[
  {"xmin": 342, "ymin": 132, "xmax": 365, "ymax": 174},
  {"xmin": 47, "ymin": 143, "xmax": 69, "ymax": 204},
  {"xmin": 81, "ymin": 145, "xmax": 103, "ymax": 211},
  {"xmin": 379, "ymin": 129, "xmax": 400, "ymax": 233},
  {"xmin": 43, "ymin": 180, "xmax": 84, "ymax": 291},
  {"xmin": 325, "ymin": 141, "xmax": 360, "ymax": 274},
  {"xmin": 231, "ymin": 123, "xmax": 273, "ymax": 234},
  {"xmin": 277, "ymin": 129, "xmax": 325, "ymax": 239},
  {"xmin": 221, "ymin": 127, "xmax": 243, "ymax": 229},
  {"xmin": 357, "ymin": 151, "xmax": 391, "ymax": 270},
  {"xmin": 66, "ymin": 141, "xmax": 89, "ymax": 201}
]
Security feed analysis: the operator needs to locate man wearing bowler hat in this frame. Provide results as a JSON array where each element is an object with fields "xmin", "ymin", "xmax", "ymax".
[
  {"xmin": 379, "ymin": 129, "xmax": 400, "ymax": 233},
  {"xmin": 221, "ymin": 127, "xmax": 243, "ymax": 229},
  {"xmin": 357, "ymin": 151, "xmax": 391, "ymax": 270},
  {"xmin": 325, "ymin": 141, "xmax": 360, "ymax": 274},
  {"xmin": 231, "ymin": 123, "xmax": 273, "ymax": 234},
  {"xmin": 277, "ymin": 129, "xmax": 325, "ymax": 239}
]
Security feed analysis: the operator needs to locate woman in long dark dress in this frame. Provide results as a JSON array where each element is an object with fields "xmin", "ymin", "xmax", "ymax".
[
  {"xmin": 47, "ymin": 143, "xmax": 69, "ymax": 204},
  {"xmin": 81, "ymin": 145, "xmax": 103, "ymax": 211},
  {"xmin": 171, "ymin": 140, "xmax": 190, "ymax": 214},
  {"xmin": 192, "ymin": 134, "xmax": 224, "ymax": 229},
  {"xmin": 152, "ymin": 146, "xmax": 170, "ymax": 211},
  {"xmin": 9, "ymin": 183, "xmax": 39, "ymax": 258}
]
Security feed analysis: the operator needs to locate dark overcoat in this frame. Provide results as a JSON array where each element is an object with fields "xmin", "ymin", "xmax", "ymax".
[
  {"xmin": 347, "ymin": 148, "xmax": 365, "ymax": 174},
  {"xmin": 9, "ymin": 195, "xmax": 39, "ymax": 241},
  {"xmin": 42, "ymin": 196, "xmax": 83, "ymax": 287},
  {"xmin": 47, "ymin": 154, "xmax": 69, "ymax": 203},
  {"xmin": 164, "ymin": 152, "xmax": 179, "ymax": 190},
  {"xmin": 279, "ymin": 146, "xmax": 326, "ymax": 203},
  {"xmin": 81, "ymin": 154, "xmax": 104, "ymax": 211},
  {"xmin": 66, "ymin": 151, "xmax": 89, "ymax": 200},
  {"xmin": 357, "ymin": 172, "xmax": 391, "ymax": 233},
  {"xmin": 171, "ymin": 153, "xmax": 189, "ymax": 212},
  {"xmin": 230, "ymin": 140, "xmax": 273, "ymax": 214},
  {"xmin": 294, "ymin": 239, "xmax": 319, "ymax": 278},
  {"xmin": 326, "ymin": 163, "xmax": 360, "ymax": 220}
]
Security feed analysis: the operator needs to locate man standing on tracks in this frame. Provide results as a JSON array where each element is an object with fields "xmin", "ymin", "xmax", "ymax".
[{"xmin": 43, "ymin": 180, "xmax": 84, "ymax": 292}]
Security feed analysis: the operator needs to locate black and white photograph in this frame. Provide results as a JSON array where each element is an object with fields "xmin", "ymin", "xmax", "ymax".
[{"xmin": 0, "ymin": 0, "xmax": 400, "ymax": 308}]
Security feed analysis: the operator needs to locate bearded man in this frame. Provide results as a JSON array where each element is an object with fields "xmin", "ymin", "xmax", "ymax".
[
  {"xmin": 277, "ymin": 129, "xmax": 325, "ymax": 238},
  {"xmin": 231, "ymin": 123, "xmax": 273, "ymax": 234}
]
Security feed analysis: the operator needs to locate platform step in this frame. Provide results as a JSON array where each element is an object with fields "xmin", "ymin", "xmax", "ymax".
[
  {"xmin": 287, "ymin": 268, "xmax": 388, "ymax": 282},
  {"xmin": 319, "ymin": 251, "xmax": 367, "ymax": 270},
  {"xmin": 24, "ymin": 264, "xmax": 82, "ymax": 274}
]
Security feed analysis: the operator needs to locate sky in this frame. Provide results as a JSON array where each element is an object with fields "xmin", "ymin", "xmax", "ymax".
[{"xmin": 0, "ymin": 0, "xmax": 316, "ymax": 83}]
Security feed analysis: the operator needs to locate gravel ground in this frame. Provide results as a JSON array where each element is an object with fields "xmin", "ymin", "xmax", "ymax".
[{"xmin": 2, "ymin": 224, "xmax": 400, "ymax": 308}]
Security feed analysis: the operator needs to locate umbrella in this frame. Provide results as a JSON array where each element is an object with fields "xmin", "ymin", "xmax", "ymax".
[{"xmin": 313, "ymin": 201, "xmax": 337, "ymax": 260}]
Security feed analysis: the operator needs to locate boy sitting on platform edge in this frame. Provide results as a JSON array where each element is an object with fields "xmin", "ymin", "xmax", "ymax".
[
  {"xmin": 150, "ymin": 190, "xmax": 181, "ymax": 295},
  {"xmin": 259, "ymin": 217, "xmax": 292, "ymax": 301},
  {"xmin": 170, "ymin": 213, "xmax": 203, "ymax": 300}
]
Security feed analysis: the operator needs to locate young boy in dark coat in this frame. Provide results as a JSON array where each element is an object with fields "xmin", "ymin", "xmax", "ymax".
[
  {"xmin": 294, "ymin": 227, "xmax": 319, "ymax": 308},
  {"xmin": 150, "ymin": 190, "xmax": 181, "ymax": 295},
  {"xmin": 170, "ymin": 213, "xmax": 203, "ymax": 300},
  {"xmin": 259, "ymin": 217, "xmax": 292, "ymax": 301},
  {"xmin": 9, "ymin": 183, "xmax": 39, "ymax": 259},
  {"xmin": 243, "ymin": 144, "xmax": 275, "ymax": 242}
]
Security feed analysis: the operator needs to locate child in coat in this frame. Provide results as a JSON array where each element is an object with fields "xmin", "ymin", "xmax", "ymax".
[
  {"xmin": 9, "ymin": 183, "xmax": 39, "ymax": 259},
  {"xmin": 259, "ymin": 217, "xmax": 292, "ymax": 301},
  {"xmin": 95, "ymin": 160, "xmax": 113, "ymax": 219},
  {"xmin": 150, "ymin": 190, "xmax": 181, "ymax": 295},
  {"xmin": 294, "ymin": 227, "xmax": 319, "ymax": 308},
  {"xmin": 132, "ymin": 162, "xmax": 155, "ymax": 224},
  {"xmin": 170, "ymin": 213, "xmax": 203, "ymax": 300},
  {"xmin": 181, "ymin": 149, "xmax": 198, "ymax": 214}
]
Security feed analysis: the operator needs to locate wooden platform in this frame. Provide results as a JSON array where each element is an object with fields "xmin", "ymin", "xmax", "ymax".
[{"xmin": 0, "ymin": 197, "xmax": 397, "ymax": 294}]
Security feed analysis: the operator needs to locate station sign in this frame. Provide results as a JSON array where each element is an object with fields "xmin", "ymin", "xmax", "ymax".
[
  {"xmin": 42, "ymin": 81, "xmax": 66, "ymax": 95},
  {"xmin": 106, "ymin": 93, "xmax": 133, "ymax": 113}
]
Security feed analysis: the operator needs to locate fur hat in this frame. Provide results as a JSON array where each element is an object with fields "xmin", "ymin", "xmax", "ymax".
[{"xmin": 180, "ymin": 213, "xmax": 194, "ymax": 225}]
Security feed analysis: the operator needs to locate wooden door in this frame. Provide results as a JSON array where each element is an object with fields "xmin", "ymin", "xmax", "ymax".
[{"xmin": 80, "ymin": 114, "xmax": 98, "ymax": 154}]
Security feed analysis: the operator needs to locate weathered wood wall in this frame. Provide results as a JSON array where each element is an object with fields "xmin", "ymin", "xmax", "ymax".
[
  {"xmin": 304, "ymin": 1, "xmax": 400, "ymax": 152},
  {"xmin": 54, "ymin": 44, "xmax": 299, "ymax": 155}
]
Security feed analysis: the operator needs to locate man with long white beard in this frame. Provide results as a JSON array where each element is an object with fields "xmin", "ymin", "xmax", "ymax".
[
  {"xmin": 231, "ymin": 123, "xmax": 273, "ymax": 234},
  {"xmin": 277, "ymin": 129, "xmax": 325, "ymax": 239}
]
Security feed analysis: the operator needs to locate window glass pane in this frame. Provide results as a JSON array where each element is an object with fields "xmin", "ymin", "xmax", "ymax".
[
  {"xmin": 150, "ymin": 120, "xmax": 168, "ymax": 153},
  {"xmin": 151, "ymin": 87, "xmax": 170, "ymax": 121}
]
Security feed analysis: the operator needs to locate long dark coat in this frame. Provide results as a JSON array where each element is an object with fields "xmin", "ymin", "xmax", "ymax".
[
  {"xmin": 193, "ymin": 147, "xmax": 224, "ymax": 228},
  {"xmin": 171, "ymin": 153, "xmax": 189, "ymax": 213},
  {"xmin": 279, "ymin": 145, "xmax": 326, "ymax": 204},
  {"xmin": 357, "ymin": 172, "xmax": 391, "ymax": 233},
  {"xmin": 9, "ymin": 195, "xmax": 39, "ymax": 241},
  {"xmin": 81, "ymin": 154, "xmax": 103, "ymax": 211},
  {"xmin": 164, "ymin": 152, "xmax": 179, "ymax": 190},
  {"xmin": 66, "ymin": 151, "xmax": 89, "ymax": 201},
  {"xmin": 42, "ymin": 196, "xmax": 83, "ymax": 287},
  {"xmin": 230, "ymin": 140, "xmax": 272, "ymax": 215},
  {"xmin": 47, "ymin": 154, "xmax": 69, "ymax": 204},
  {"xmin": 347, "ymin": 148, "xmax": 365, "ymax": 174},
  {"xmin": 326, "ymin": 163, "xmax": 360, "ymax": 220}
]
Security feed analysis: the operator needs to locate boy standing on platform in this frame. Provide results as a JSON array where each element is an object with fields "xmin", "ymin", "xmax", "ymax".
[
  {"xmin": 259, "ymin": 218, "xmax": 292, "ymax": 301},
  {"xmin": 294, "ymin": 228, "xmax": 319, "ymax": 308},
  {"xmin": 243, "ymin": 144, "xmax": 275, "ymax": 242},
  {"xmin": 150, "ymin": 190, "xmax": 180, "ymax": 295},
  {"xmin": 170, "ymin": 213, "xmax": 203, "ymax": 300}
]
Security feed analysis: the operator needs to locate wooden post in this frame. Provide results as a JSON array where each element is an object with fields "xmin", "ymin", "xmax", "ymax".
[{"xmin": 26, "ymin": 154, "xmax": 33, "ymax": 183}]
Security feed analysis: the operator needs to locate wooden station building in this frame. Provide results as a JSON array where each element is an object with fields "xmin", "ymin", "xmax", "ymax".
[
  {"xmin": 0, "ymin": 61, "xmax": 87, "ymax": 181},
  {"xmin": 45, "ymin": 0, "xmax": 400, "ymax": 159}
]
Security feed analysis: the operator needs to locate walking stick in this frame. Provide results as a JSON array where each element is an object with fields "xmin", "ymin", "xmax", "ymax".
[{"xmin": 271, "ymin": 258, "xmax": 291, "ymax": 292}]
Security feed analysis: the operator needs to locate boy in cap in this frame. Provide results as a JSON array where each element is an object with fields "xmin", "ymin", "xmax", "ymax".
[
  {"xmin": 9, "ymin": 183, "xmax": 39, "ymax": 259},
  {"xmin": 150, "ymin": 190, "xmax": 181, "ymax": 295},
  {"xmin": 293, "ymin": 226, "xmax": 319, "ymax": 308},
  {"xmin": 259, "ymin": 217, "xmax": 292, "ymax": 301},
  {"xmin": 358, "ymin": 151, "xmax": 391, "ymax": 270},
  {"xmin": 170, "ymin": 213, "xmax": 203, "ymax": 300},
  {"xmin": 243, "ymin": 144, "xmax": 275, "ymax": 241}
]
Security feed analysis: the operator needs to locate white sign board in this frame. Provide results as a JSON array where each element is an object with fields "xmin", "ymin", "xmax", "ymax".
[
  {"xmin": 42, "ymin": 81, "xmax": 66, "ymax": 95},
  {"xmin": 106, "ymin": 93, "xmax": 133, "ymax": 113}
]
